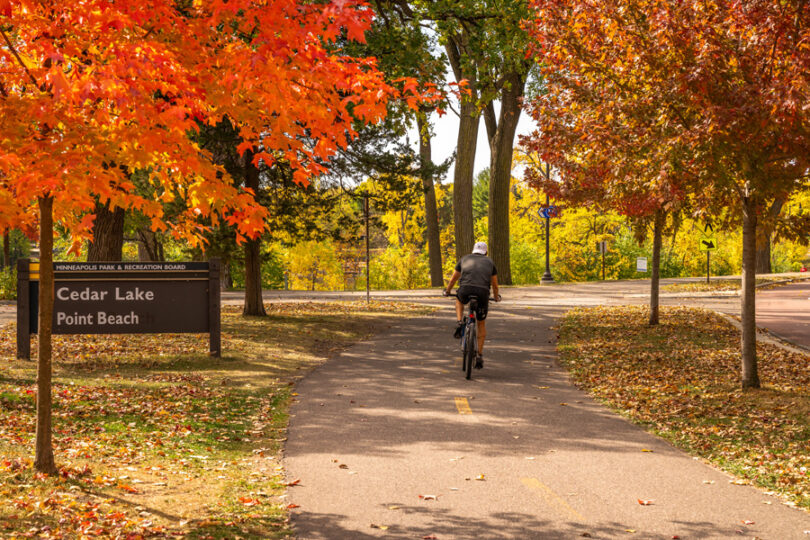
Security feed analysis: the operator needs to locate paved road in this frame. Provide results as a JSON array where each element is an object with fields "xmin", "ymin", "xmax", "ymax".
[
  {"xmin": 285, "ymin": 304, "xmax": 810, "ymax": 539},
  {"xmin": 755, "ymin": 280, "xmax": 810, "ymax": 349}
]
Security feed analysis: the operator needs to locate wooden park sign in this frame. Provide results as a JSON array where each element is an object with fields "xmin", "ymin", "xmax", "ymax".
[{"xmin": 17, "ymin": 259, "xmax": 221, "ymax": 359}]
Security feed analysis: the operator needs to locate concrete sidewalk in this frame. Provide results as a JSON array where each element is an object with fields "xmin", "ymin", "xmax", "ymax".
[{"xmin": 284, "ymin": 305, "xmax": 810, "ymax": 539}]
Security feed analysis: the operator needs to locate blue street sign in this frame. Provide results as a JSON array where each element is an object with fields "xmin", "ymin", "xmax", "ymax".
[{"xmin": 538, "ymin": 206, "xmax": 559, "ymax": 219}]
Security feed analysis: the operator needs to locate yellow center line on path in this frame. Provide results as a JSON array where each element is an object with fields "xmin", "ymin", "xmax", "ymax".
[
  {"xmin": 454, "ymin": 397, "xmax": 472, "ymax": 415},
  {"xmin": 521, "ymin": 477, "xmax": 586, "ymax": 522}
]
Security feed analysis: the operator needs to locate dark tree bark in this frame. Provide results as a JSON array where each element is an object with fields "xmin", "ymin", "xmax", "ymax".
[
  {"xmin": 243, "ymin": 150, "xmax": 266, "ymax": 316},
  {"xmin": 445, "ymin": 35, "xmax": 478, "ymax": 260},
  {"xmin": 137, "ymin": 229, "xmax": 165, "ymax": 262},
  {"xmin": 416, "ymin": 111, "xmax": 444, "ymax": 287},
  {"xmin": 35, "ymin": 196, "xmax": 56, "ymax": 473},
  {"xmin": 649, "ymin": 211, "xmax": 664, "ymax": 326},
  {"xmin": 741, "ymin": 195, "xmax": 760, "ymax": 389},
  {"xmin": 755, "ymin": 197, "xmax": 786, "ymax": 274},
  {"xmin": 87, "ymin": 201, "xmax": 125, "ymax": 262},
  {"xmin": 483, "ymin": 71, "xmax": 526, "ymax": 285},
  {"xmin": 2, "ymin": 230, "xmax": 9, "ymax": 269},
  {"xmin": 221, "ymin": 262, "xmax": 233, "ymax": 290},
  {"xmin": 755, "ymin": 237, "xmax": 771, "ymax": 274}
]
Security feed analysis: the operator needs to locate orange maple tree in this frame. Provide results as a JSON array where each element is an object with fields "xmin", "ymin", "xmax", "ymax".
[{"xmin": 0, "ymin": 0, "xmax": 429, "ymax": 472}]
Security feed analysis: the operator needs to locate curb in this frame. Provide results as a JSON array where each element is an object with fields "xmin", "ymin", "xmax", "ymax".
[{"xmin": 713, "ymin": 311, "xmax": 810, "ymax": 356}]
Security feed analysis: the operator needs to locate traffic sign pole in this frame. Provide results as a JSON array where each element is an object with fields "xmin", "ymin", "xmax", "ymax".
[
  {"xmin": 541, "ymin": 163, "xmax": 554, "ymax": 283},
  {"xmin": 706, "ymin": 250, "xmax": 710, "ymax": 284}
]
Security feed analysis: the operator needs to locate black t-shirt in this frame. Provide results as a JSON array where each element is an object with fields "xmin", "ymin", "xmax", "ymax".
[{"xmin": 455, "ymin": 254, "xmax": 497, "ymax": 290}]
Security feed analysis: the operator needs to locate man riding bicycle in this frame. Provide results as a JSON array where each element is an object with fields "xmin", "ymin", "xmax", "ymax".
[{"xmin": 443, "ymin": 241, "xmax": 501, "ymax": 369}]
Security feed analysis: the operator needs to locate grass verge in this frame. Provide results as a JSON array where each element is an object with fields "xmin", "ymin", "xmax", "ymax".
[
  {"xmin": 661, "ymin": 277, "xmax": 797, "ymax": 293},
  {"xmin": 558, "ymin": 305, "xmax": 810, "ymax": 510},
  {"xmin": 0, "ymin": 301, "xmax": 433, "ymax": 539}
]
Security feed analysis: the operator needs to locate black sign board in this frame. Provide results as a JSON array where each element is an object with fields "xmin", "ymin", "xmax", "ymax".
[{"xmin": 17, "ymin": 259, "xmax": 221, "ymax": 359}]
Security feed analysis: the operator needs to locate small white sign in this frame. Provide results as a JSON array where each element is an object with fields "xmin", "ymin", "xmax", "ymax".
[{"xmin": 637, "ymin": 257, "xmax": 648, "ymax": 272}]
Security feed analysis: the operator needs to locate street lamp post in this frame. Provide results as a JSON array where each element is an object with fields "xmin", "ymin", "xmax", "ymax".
[{"xmin": 541, "ymin": 163, "xmax": 555, "ymax": 283}]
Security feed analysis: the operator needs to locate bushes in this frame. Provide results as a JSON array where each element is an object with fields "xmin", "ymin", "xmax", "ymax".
[
  {"xmin": 0, "ymin": 269, "xmax": 16, "ymax": 300},
  {"xmin": 367, "ymin": 246, "xmax": 431, "ymax": 290}
]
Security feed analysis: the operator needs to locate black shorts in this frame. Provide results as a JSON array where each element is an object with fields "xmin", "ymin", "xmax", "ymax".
[{"xmin": 457, "ymin": 286, "xmax": 490, "ymax": 320}]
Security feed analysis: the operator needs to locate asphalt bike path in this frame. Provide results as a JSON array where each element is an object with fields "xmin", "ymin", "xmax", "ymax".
[{"xmin": 284, "ymin": 303, "xmax": 810, "ymax": 539}]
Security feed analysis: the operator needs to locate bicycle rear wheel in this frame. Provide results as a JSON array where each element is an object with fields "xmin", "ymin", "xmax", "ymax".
[{"xmin": 464, "ymin": 323, "xmax": 476, "ymax": 380}]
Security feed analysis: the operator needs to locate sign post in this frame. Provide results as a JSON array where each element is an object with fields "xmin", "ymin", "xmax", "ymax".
[
  {"xmin": 17, "ymin": 260, "xmax": 221, "ymax": 359},
  {"xmin": 699, "ymin": 224, "xmax": 717, "ymax": 284}
]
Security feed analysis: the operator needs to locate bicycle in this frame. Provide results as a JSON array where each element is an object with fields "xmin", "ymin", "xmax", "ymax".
[{"xmin": 446, "ymin": 293, "xmax": 497, "ymax": 380}]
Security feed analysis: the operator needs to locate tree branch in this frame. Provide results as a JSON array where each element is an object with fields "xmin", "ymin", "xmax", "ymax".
[{"xmin": 0, "ymin": 28, "xmax": 40, "ymax": 88}]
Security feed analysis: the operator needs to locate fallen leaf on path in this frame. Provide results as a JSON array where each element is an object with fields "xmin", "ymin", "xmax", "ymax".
[
  {"xmin": 286, "ymin": 503, "xmax": 300, "ymax": 509},
  {"xmin": 284, "ymin": 478, "xmax": 301, "ymax": 486},
  {"xmin": 625, "ymin": 529, "xmax": 636, "ymax": 533},
  {"xmin": 703, "ymin": 480, "xmax": 715, "ymax": 484},
  {"xmin": 534, "ymin": 385, "xmax": 550, "ymax": 390},
  {"xmin": 637, "ymin": 499, "xmax": 654, "ymax": 506},
  {"xmin": 641, "ymin": 449, "xmax": 653, "ymax": 453},
  {"xmin": 742, "ymin": 520, "xmax": 755, "ymax": 525},
  {"xmin": 423, "ymin": 535, "xmax": 438, "ymax": 539},
  {"xmin": 370, "ymin": 524, "xmax": 389, "ymax": 530},
  {"xmin": 419, "ymin": 494, "xmax": 437, "ymax": 500},
  {"xmin": 339, "ymin": 464, "xmax": 348, "ymax": 469},
  {"xmin": 388, "ymin": 505, "xmax": 400, "ymax": 510},
  {"xmin": 560, "ymin": 403, "xmax": 568, "ymax": 406},
  {"xmin": 730, "ymin": 479, "xmax": 749, "ymax": 485},
  {"xmin": 475, "ymin": 474, "xmax": 485, "ymax": 481}
]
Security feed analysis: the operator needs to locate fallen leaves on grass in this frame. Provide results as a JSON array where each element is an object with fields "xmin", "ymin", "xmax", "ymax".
[
  {"xmin": 559, "ymin": 305, "xmax": 810, "ymax": 510},
  {"xmin": 0, "ymin": 300, "xmax": 429, "ymax": 538}
]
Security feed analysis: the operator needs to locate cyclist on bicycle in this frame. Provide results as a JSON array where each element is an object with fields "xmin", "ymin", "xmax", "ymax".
[{"xmin": 443, "ymin": 241, "xmax": 501, "ymax": 369}]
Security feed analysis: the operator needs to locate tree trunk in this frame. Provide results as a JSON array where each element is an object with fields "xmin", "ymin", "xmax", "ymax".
[
  {"xmin": 35, "ymin": 196, "xmax": 56, "ymax": 474},
  {"xmin": 137, "ymin": 229, "xmax": 164, "ymax": 262},
  {"xmin": 755, "ymin": 237, "xmax": 771, "ymax": 274},
  {"xmin": 649, "ymin": 210, "xmax": 664, "ymax": 326},
  {"xmin": 221, "ymin": 261, "xmax": 233, "ymax": 290},
  {"xmin": 755, "ymin": 197, "xmax": 785, "ymax": 274},
  {"xmin": 485, "ymin": 72, "xmax": 525, "ymax": 285},
  {"xmin": 416, "ymin": 112, "xmax": 444, "ymax": 286},
  {"xmin": 445, "ymin": 36, "xmax": 477, "ymax": 260},
  {"xmin": 741, "ymin": 196, "xmax": 760, "ymax": 389},
  {"xmin": 2, "ymin": 230, "xmax": 9, "ymax": 269},
  {"xmin": 87, "ymin": 201, "xmax": 125, "ymax": 261},
  {"xmin": 243, "ymin": 150, "xmax": 266, "ymax": 316}
]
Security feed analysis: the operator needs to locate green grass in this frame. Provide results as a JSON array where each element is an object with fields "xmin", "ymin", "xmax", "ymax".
[{"xmin": 558, "ymin": 305, "xmax": 810, "ymax": 510}]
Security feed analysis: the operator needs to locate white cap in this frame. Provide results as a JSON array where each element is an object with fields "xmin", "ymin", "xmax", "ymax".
[{"xmin": 472, "ymin": 241, "xmax": 488, "ymax": 255}]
